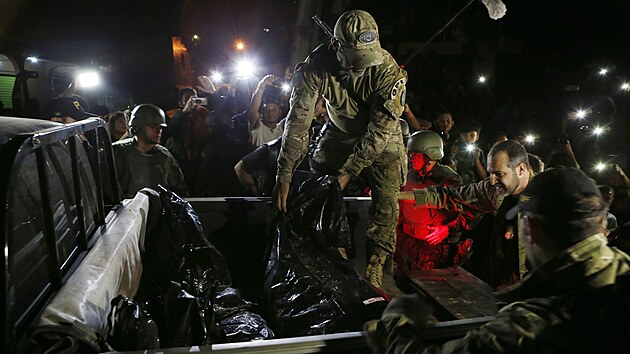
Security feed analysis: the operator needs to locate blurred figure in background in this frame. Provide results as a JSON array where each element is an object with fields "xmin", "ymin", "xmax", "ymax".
[{"xmin": 105, "ymin": 111, "xmax": 128, "ymax": 141}]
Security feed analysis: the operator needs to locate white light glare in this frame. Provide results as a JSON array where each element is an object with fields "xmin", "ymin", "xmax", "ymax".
[
  {"xmin": 593, "ymin": 126, "xmax": 604, "ymax": 136},
  {"xmin": 211, "ymin": 71, "xmax": 223, "ymax": 83},
  {"xmin": 524, "ymin": 135, "xmax": 536, "ymax": 144},
  {"xmin": 599, "ymin": 68, "xmax": 608, "ymax": 76},
  {"xmin": 466, "ymin": 144, "xmax": 476, "ymax": 153},
  {"xmin": 281, "ymin": 83, "xmax": 292, "ymax": 93},
  {"xmin": 235, "ymin": 59, "xmax": 256, "ymax": 79},
  {"xmin": 77, "ymin": 71, "xmax": 100, "ymax": 88},
  {"xmin": 575, "ymin": 109, "xmax": 587, "ymax": 119},
  {"xmin": 477, "ymin": 75, "xmax": 486, "ymax": 83},
  {"xmin": 595, "ymin": 162, "xmax": 607, "ymax": 172},
  {"xmin": 621, "ymin": 82, "xmax": 630, "ymax": 91},
  {"xmin": 26, "ymin": 56, "xmax": 38, "ymax": 63}
]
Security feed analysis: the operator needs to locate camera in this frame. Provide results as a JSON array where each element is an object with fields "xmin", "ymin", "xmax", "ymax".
[{"xmin": 192, "ymin": 97, "xmax": 207, "ymax": 105}]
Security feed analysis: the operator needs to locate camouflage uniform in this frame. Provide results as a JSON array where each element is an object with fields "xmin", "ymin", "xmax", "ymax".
[
  {"xmin": 277, "ymin": 35, "xmax": 407, "ymax": 263},
  {"xmin": 411, "ymin": 179, "xmax": 525, "ymax": 287},
  {"xmin": 365, "ymin": 233, "xmax": 630, "ymax": 353},
  {"xmin": 277, "ymin": 45, "xmax": 407, "ymax": 250},
  {"xmin": 397, "ymin": 163, "xmax": 475, "ymax": 271},
  {"xmin": 113, "ymin": 138, "xmax": 188, "ymax": 198}
]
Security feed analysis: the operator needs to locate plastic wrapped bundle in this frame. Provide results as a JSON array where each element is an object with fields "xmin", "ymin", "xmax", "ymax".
[{"xmin": 263, "ymin": 176, "xmax": 389, "ymax": 337}]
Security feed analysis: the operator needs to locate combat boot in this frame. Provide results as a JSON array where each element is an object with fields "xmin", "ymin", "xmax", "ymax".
[{"xmin": 366, "ymin": 254, "xmax": 387, "ymax": 289}]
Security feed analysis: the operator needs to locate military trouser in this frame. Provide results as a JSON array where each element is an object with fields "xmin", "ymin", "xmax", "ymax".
[{"xmin": 310, "ymin": 122, "xmax": 407, "ymax": 257}]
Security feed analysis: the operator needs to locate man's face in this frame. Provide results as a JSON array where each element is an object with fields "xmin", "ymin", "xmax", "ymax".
[
  {"xmin": 113, "ymin": 117, "xmax": 128, "ymax": 135},
  {"xmin": 179, "ymin": 92, "xmax": 195, "ymax": 108},
  {"xmin": 334, "ymin": 45, "xmax": 369, "ymax": 78},
  {"xmin": 488, "ymin": 151, "xmax": 521, "ymax": 196},
  {"xmin": 410, "ymin": 152, "xmax": 436, "ymax": 177},
  {"xmin": 262, "ymin": 103, "xmax": 281, "ymax": 123},
  {"xmin": 141, "ymin": 125, "xmax": 163, "ymax": 144},
  {"xmin": 460, "ymin": 130, "xmax": 479, "ymax": 144},
  {"xmin": 435, "ymin": 114, "xmax": 454, "ymax": 133}
]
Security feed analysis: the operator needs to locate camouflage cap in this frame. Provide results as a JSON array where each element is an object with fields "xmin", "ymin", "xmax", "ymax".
[{"xmin": 333, "ymin": 10, "xmax": 384, "ymax": 69}]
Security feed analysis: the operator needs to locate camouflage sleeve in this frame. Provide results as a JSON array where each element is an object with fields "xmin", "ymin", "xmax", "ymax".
[
  {"xmin": 365, "ymin": 300, "xmax": 556, "ymax": 354},
  {"xmin": 276, "ymin": 62, "xmax": 320, "ymax": 184},
  {"xmin": 344, "ymin": 69, "xmax": 407, "ymax": 176},
  {"xmin": 412, "ymin": 178, "xmax": 500, "ymax": 214}
]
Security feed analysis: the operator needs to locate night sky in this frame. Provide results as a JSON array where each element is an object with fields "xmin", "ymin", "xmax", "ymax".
[{"xmin": 2, "ymin": 0, "xmax": 630, "ymax": 133}]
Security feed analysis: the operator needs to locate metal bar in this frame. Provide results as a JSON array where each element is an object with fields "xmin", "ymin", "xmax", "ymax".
[
  {"xmin": 34, "ymin": 145, "xmax": 62, "ymax": 289},
  {"xmin": 69, "ymin": 137, "xmax": 88, "ymax": 250}
]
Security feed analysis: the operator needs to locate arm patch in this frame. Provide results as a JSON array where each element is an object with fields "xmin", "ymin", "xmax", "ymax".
[{"xmin": 383, "ymin": 77, "xmax": 406, "ymax": 118}]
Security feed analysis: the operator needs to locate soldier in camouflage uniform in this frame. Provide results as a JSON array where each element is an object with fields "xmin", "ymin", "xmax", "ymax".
[
  {"xmin": 113, "ymin": 104, "xmax": 188, "ymax": 198},
  {"xmin": 273, "ymin": 10, "xmax": 408, "ymax": 289},
  {"xmin": 396, "ymin": 131, "xmax": 475, "ymax": 272},
  {"xmin": 365, "ymin": 167, "xmax": 630, "ymax": 353},
  {"xmin": 398, "ymin": 140, "xmax": 531, "ymax": 288}
]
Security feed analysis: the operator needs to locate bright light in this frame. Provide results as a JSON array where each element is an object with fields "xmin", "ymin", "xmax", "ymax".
[
  {"xmin": 524, "ymin": 134, "xmax": 536, "ymax": 144},
  {"xmin": 477, "ymin": 75, "xmax": 486, "ymax": 84},
  {"xmin": 235, "ymin": 40, "xmax": 246, "ymax": 51},
  {"xmin": 593, "ymin": 126, "xmax": 605, "ymax": 136},
  {"xmin": 466, "ymin": 144, "xmax": 476, "ymax": 153},
  {"xmin": 26, "ymin": 56, "xmax": 38, "ymax": 63},
  {"xmin": 211, "ymin": 71, "xmax": 223, "ymax": 83},
  {"xmin": 599, "ymin": 68, "xmax": 608, "ymax": 76},
  {"xmin": 281, "ymin": 82, "xmax": 292, "ymax": 93},
  {"xmin": 621, "ymin": 82, "xmax": 630, "ymax": 91},
  {"xmin": 595, "ymin": 162, "xmax": 608, "ymax": 172},
  {"xmin": 235, "ymin": 58, "xmax": 256, "ymax": 79},
  {"xmin": 77, "ymin": 71, "xmax": 100, "ymax": 88},
  {"xmin": 575, "ymin": 109, "xmax": 587, "ymax": 119},
  {"xmin": 192, "ymin": 34, "xmax": 200, "ymax": 40}
]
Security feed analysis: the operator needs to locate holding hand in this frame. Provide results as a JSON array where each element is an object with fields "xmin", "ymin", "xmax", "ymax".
[{"xmin": 426, "ymin": 224, "xmax": 449, "ymax": 245}]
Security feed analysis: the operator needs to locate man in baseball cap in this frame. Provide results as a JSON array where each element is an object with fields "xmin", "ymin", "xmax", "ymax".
[
  {"xmin": 333, "ymin": 9, "xmax": 384, "ymax": 76},
  {"xmin": 273, "ymin": 9, "xmax": 408, "ymax": 290},
  {"xmin": 43, "ymin": 96, "xmax": 99, "ymax": 123}
]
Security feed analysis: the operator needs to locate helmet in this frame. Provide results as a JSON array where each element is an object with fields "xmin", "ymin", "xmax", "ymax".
[
  {"xmin": 399, "ymin": 119, "xmax": 410, "ymax": 139},
  {"xmin": 407, "ymin": 131, "xmax": 444, "ymax": 160},
  {"xmin": 333, "ymin": 10, "xmax": 384, "ymax": 69},
  {"xmin": 129, "ymin": 104, "xmax": 167, "ymax": 129}
]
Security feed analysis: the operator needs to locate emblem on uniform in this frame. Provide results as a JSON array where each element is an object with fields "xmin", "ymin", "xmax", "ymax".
[
  {"xmin": 358, "ymin": 31, "xmax": 377, "ymax": 43},
  {"xmin": 390, "ymin": 78, "xmax": 405, "ymax": 100}
]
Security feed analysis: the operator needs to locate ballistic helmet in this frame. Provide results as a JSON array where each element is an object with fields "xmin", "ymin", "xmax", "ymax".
[
  {"xmin": 333, "ymin": 10, "xmax": 384, "ymax": 69},
  {"xmin": 407, "ymin": 130, "xmax": 444, "ymax": 160},
  {"xmin": 129, "ymin": 104, "xmax": 167, "ymax": 129}
]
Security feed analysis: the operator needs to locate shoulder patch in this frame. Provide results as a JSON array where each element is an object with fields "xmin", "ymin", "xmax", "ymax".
[{"xmin": 390, "ymin": 77, "xmax": 405, "ymax": 100}]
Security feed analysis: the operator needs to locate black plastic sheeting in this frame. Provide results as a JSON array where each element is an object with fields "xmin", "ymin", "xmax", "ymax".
[
  {"xmin": 107, "ymin": 295, "xmax": 160, "ymax": 350},
  {"xmin": 106, "ymin": 187, "xmax": 273, "ymax": 351},
  {"xmin": 263, "ymin": 176, "xmax": 389, "ymax": 337}
]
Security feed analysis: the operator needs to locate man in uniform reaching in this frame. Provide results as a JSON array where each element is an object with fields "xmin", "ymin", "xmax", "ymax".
[{"xmin": 273, "ymin": 9, "xmax": 408, "ymax": 289}]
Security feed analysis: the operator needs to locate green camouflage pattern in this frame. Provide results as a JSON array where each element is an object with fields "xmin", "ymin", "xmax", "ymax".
[
  {"xmin": 365, "ymin": 233, "xmax": 630, "ymax": 353},
  {"xmin": 277, "ymin": 43, "xmax": 407, "ymax": 255}
]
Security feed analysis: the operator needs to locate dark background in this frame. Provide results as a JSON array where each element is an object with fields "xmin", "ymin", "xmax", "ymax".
[{"xmin": 2, "ymin": 0, "xmax": 630, "ymax": 168}]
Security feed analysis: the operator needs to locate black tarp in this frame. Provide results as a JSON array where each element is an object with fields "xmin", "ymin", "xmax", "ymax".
[
  {"xmin": 263, "ymin": 176, "xmax": 389, "ymax": 337},
  {"xmin": 107, "ymin": 187, "xmax": 273, "ymax": 351}
]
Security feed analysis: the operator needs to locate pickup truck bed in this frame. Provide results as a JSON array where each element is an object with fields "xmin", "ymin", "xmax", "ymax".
[{"xmin": 0, "ymin": 117, "xmax": 495, "ymax": 353}]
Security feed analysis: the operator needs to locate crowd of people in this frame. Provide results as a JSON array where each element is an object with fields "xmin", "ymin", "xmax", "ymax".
[{"xmin": 19, "ymin": 8, "xmax": 630, "ymax": 352}]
